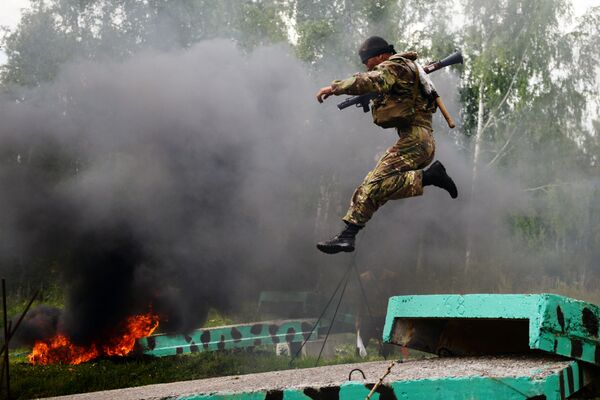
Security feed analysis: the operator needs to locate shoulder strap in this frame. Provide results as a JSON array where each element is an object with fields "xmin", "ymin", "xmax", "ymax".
[{"xmin": 411, "ymin": 61, "xmax": 420, "ymax": 106}]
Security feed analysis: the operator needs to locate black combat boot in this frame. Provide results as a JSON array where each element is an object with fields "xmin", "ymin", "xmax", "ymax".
[
  {"xmin": 423, "ymin": 161, "xmax": 458, "ymax": 198},
  {"xmin": 316, "ymin": 222, "xmax": 363, "ymax": 254}
]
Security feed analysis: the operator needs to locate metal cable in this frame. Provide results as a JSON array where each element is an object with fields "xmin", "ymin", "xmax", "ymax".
[
  {"xmin": 315, "ymin": 266, "xmax": 350, "ymax": 366},
  {"xmin": 351, "ymin": 232, "xmax": 386, "ymax": 358},
  {"xmin": 289, "ymin": 264, "xmax": 353, "ymax": 366}
]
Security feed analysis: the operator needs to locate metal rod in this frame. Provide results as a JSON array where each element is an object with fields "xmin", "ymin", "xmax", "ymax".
[
  {"xmin": 2, "ymin": 279, "xmax": 10, "ymax": 400},
  {"xmin": 0, "ymin": 289, "xmax": 39, "ymax": 359},
  {"xmin": 0, "ymin": 345, "xmax": 4, "ymax": 394},
  {"xmin": 348, "ymin": 368, "xmax": 366, "ymax": 381},
  {"xmin": 365, "ymin": 360, "xmax": 396, "ymax": 400},
  {"xmin": 0, "ymin": 320, "xmax": 11, "ymax": 395},
  {"xmin": 0, "ymin": 329, "xmax": 4, "ymax": 395}
]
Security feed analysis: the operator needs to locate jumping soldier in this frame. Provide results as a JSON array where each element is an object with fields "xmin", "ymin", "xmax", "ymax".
[{"xmin": 315, "ymin": 36, "xmax": 458, "ymax": 254}]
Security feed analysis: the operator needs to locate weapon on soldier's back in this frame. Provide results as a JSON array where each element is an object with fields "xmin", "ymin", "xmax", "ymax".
[
  {"xmin": 336, "ymin": 50, "xmax": 463, "ymax": 113},
  {"xmin": 422, "ymin": 50, "xmax": 463, "ymax": 74}
]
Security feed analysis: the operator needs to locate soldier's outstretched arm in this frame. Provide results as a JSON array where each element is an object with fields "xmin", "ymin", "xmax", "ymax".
[
  {"xmin": 316, "ymin": 86, "xmax": 334, "ymax": 103},
  {"xmin": 317, "ymin": 62, "xmax": 408, "ymax": 102},
  {"xmin": 315, "ymin": 69, "xmax": 391, "ymax": 104},
  {"xmin": 330, "ymin": 66, "xmax": 399, "ymax": 96}
]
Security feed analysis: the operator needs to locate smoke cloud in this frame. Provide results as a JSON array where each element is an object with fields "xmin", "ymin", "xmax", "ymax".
[{"xmin": 0, "ymin": 40, "xmax": 530, "ymax": 344}]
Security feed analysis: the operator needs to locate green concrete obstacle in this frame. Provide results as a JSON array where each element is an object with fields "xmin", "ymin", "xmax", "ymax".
[
  {"xmin": 139, "ymin": 320, "xmax": 319, "ymax": 357},
  {"xmin": 171, "ymin": 358, "xmax": 588, "ymax": 400},
  {"xmin": 53, "ymin": 356, "xmax": 590, "ymax": 400},
  {"xmin": 139, "ymin": 291, "xmax": 358, "ymax": 358},
  {"xmin": 90, "ymin": 293, "xmax": 597, "ymax": 400},
  {"xmin": 383, "ymin": 294, "xmax": 600, "ymax": 366}
]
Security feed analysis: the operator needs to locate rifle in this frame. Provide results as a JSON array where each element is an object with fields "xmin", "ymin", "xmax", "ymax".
[{"xmin": 336, "ymin": 51, "xmax": 463, "ymax": 114}]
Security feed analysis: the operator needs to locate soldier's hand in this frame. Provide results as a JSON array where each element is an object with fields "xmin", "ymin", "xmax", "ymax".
[{"xmin": 316, "ymin": 86, "xmax": 334, "ymax": 103}]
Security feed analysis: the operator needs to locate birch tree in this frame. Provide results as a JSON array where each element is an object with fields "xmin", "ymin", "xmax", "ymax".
[{"xmin": 460, "ymin": 0, "xmax": 574, "ymax": 270}]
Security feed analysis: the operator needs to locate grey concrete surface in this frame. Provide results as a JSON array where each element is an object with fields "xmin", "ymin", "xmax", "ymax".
[{"xmin": 43, "ymin": 354, "xmax": 573, "ymax": 400}]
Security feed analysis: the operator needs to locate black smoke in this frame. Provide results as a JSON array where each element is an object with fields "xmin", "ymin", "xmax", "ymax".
[
  {"xmin": 1, "ymin": 42, "xmax": 368, "ymax": 344},
  {"xmin": 1, "ymin": 41, "xmax": 527, "ymax": 345}
]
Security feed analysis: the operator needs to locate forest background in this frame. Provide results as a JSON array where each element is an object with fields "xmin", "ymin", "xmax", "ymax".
[{"xmin": 0, "ymin": 0, "xmax": 599, "ymax": 325}]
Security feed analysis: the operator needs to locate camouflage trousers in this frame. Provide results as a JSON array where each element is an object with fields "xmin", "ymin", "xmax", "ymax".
[{"xmin": 343, "ymin": 126, "xmax": 435, "ymax": 226}]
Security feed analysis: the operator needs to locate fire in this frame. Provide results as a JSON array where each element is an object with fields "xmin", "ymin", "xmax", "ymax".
[
  {"xmin": 103, "ymin": 314, "xmax": 159, "ymax": 357},
  {"xmin": 28, "ymin": 313, "xmax": 159, "ymax": 365}
]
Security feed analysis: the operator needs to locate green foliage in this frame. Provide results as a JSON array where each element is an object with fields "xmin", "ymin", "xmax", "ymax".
[
  {"xmin": 393, "ymin": 0, "xmax": 456, "ymax": 57},
  {"xmin": 1, "ymin": 4, "xmax": 76, "ymax": 87},
  {"xmin": 293, "ymin": 0, "xmax": 456, "ymax": 70},
  {"xmin": 0, "ymin": 0, "xmax": 460, "ymax": 84},
  {"xmin": 460, "ymin": 0, "xmax": 572, "ymax": 136},
  {"xmin": 236, "ymin": 2, "xmax": 288, "ymax": 51},
  {"xmin": 295, "ymin": 20, "xmax": 336, "ymax": 64},
  {"xmin": 202, "ymin": 308, "xmax": 235, "ymax": 328},
  {"xmin": 455, "ymin": 0, "xmax": 600, "ymax": 280},
  {"xmin": 0, "ymin": 0, "xmax": 291, "ymax": 86}
]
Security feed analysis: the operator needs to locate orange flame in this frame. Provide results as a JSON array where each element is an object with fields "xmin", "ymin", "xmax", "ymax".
[{"xmin": 28, "ymin": 313, "xmax": 159, "ymax": 365}]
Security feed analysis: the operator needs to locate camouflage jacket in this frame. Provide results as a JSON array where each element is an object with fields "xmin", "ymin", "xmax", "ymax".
[{"xmin": 331, "ymin": 53, "xmax": 436, "ymax": 129}]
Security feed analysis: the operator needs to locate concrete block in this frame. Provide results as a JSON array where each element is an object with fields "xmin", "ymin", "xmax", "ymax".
[
  {"xmin": 139, "ymin": 319, "xmax": 318, "ymax": 357},
  {"xmin": 48, "ymin": 355, "xmax": 594, "ymax": 399},
  {"xmin": 383, "ymin": 294, "xmax": 600, "ymax": 365}
]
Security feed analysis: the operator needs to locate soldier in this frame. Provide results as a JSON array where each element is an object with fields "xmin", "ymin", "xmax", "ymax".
[{"xmin": 315, "ymin": 36, "xmax": 458, "ymax": 254}]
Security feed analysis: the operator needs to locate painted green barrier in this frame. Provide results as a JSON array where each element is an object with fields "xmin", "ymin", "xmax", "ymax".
[
  {"xmin": 129, "ymin": 294, "xmax": 600, "ymax": 400},
  {"xmin": 383, "ymin": 294, "xmax": 600, "ymax": 366},
  {"xmin": 139, "ymin": 319, "xmax": 319, "ymax": 357}
]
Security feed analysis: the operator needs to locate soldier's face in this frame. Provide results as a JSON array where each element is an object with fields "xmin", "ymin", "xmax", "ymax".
[
  {"xmin": 365, "ymin": 54, "xmax": 390, "ymax": 71},
  {"xmin": 365, "ymin": 57, "xmax": 379, "ymax": 71}
]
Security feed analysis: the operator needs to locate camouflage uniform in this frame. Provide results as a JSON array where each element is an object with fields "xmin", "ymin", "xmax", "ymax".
[{"xmin": 331, "ymin": 54, "xmax": 437, "ymax": 226}]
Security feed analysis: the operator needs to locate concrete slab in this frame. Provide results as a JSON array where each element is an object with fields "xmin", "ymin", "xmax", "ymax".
[
  {"xmin": 44, "ymin": 355, "xmax": 590, "ymax": 400},
  {"xmin": 383, "ymin": 294, "xmax": 600, "ymax": 366}
]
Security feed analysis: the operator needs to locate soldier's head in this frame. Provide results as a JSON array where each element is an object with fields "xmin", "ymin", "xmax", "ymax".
[{"xmin": 359, "ymin": 36, "xmax": 396, "ymax": 70}]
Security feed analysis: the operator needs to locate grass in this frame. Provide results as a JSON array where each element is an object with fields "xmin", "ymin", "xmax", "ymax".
[
  {"xmin": 202, "ymin": 308, "xmax": 236, "ymax": 328},
  {"xmin": 10, "ymin": 344, "xmax": 389, "ymax": 399},
  {"xmin": 1, "ymin": 283, "xmax": 64, "ymax": 332}
]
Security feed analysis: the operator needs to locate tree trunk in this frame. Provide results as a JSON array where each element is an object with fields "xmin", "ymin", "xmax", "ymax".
[{"xmin": 464, "ymin": 82, "xmax": 485, "ymax": 272}]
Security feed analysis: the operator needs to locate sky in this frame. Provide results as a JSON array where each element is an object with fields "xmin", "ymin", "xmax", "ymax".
[
  {"xmin": 0, "ymin": 0, "xmax": 28, "ymax": 30},
  {"xmin": 0, "ymin": 0, "xmax": 29, "ymax": 64},
  {"xmin": 0, "ymin": 0, "xmax": 599, "ymax": 65}
]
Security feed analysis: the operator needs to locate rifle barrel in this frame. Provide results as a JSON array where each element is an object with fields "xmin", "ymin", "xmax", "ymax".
[{"xmin": 337, "ymin": 98, "xmax": 356, "ymax": 110}]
